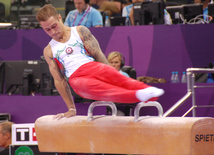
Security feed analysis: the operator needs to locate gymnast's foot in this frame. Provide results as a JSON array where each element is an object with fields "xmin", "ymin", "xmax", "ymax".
[{"xmin": 135, "ymin": 87, "xmax": 165, "ymax": 102}]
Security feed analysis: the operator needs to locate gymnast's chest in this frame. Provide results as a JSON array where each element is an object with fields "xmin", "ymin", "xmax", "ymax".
[{"xmin": 53, "ymin": 41, "xmax": 83, "ymax": 60}]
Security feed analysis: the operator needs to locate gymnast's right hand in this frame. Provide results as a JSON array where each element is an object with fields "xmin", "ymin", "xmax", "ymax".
[{"xmin": 53, "ymin": 108, "xmax": 77, "ymax": 120}]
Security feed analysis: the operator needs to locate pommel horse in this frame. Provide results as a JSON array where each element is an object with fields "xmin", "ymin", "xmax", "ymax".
[{"xmin": 35, "ymin": 101, "xmax": 214, "ymax": 155}]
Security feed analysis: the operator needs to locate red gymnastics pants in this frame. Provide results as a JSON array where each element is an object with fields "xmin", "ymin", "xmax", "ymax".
[{"xmin": 69, "ymin": 61, "xmax": 151, "ymax": 103}]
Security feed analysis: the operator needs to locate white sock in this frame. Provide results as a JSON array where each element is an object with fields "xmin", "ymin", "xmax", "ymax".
[{"xmin": 135, "ymin": 87, "xmax": 165, "ymax": 102}]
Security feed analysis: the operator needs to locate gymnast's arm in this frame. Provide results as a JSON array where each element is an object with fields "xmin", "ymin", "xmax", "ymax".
[
  {"xmin": 43, "ymin": 45, "xmax": 76, "ymax": 119},
  {"xmin": 77, "ymin": 25, "xmax": 109, "ymax": 65}
]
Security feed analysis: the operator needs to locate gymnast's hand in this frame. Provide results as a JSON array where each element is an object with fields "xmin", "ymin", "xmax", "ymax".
[{"xmin": 53, "ymin": 108, "xmax": 77, "ymax": 120}]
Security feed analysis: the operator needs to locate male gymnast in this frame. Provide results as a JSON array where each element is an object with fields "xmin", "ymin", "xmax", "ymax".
[{"xmin": 36, "ymin": 4, "xmax": 164, "ymax": 119}]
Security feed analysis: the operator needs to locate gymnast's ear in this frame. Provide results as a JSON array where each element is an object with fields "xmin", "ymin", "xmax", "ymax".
[
  {"xmin": 58, "ymin": 14, "xmax": 62, "ymax": 20},
  {"xmin": 58, "ymin": 14, "xmax": 62, "ymax": 21}
]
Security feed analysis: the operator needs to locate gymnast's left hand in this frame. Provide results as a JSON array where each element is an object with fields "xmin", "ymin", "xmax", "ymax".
[{"xmin": 53, "ymin": 108, "xmax": 77, "ymax": 120}]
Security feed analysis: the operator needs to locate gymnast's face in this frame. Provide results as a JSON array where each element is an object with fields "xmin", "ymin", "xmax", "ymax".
[
  {"xmin": 40, "ymin": 15, "xmax": 64, "ymax": 40},
  {"xmin": 109, "ymin": 56, "xmax": 121, "ymax": 71}
]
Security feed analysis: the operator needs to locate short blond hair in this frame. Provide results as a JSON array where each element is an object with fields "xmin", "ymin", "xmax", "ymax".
[
  {"xmin": 0, "ymin": 121, "xmax": 14, "ymax": 135},
  {"xmin": 36, "ymin": 4, "xmax": 58, "ymax": 22},
  {"xmin": 107, "ymin": 51, "xmax": 123, "ymax": 63}
]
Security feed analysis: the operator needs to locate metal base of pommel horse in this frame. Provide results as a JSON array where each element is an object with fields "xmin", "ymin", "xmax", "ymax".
[{"xmin": 35, "ymin": 101, "xmax": 214, "ymax": 155}]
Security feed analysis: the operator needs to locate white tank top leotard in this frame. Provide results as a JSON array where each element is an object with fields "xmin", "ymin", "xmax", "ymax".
[{"xmin": 49, "ymin": 26, "xmax": 94, "ymax": 79}]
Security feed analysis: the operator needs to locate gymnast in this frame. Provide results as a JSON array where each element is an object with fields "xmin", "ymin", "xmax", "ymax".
[{"xmin": 36, "ymin": 4, "xmax": 164, "ymax": 119}]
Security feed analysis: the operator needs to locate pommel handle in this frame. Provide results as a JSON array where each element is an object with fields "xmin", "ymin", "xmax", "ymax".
[
  {"xmin": 134, "ymin": 101, "xmax": 163, "ymax": 122},
  {"xmin": 87, "ymin": 101, "xmax": 117, "ymax": 121}
]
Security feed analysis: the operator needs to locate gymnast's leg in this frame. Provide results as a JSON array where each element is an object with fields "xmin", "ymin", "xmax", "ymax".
[
  {"xmin": 69, "ymin": 62, "xmax": 164, "ymax": 103},
  {"xmin": 71, "ymin": 61, "xmax": 149, "ymax": 89},
  {"xmin": 70, "ymin": 77, "xmax": 141, "ymax": 103}
]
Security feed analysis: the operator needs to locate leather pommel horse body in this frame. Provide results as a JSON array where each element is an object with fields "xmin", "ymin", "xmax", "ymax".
[{"xmin": 35, "ymin": 101, "xmax": 214, "ymax": 155}]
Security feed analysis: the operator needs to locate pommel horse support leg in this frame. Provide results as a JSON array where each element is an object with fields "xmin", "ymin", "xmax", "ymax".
[{"xmin": 35, "ymin": 101, "xmax": 214, "ymax": 155}]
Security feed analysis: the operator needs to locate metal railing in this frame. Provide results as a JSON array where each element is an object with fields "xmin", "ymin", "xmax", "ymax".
[{"xmin": 163, "ymin": 68, "xmax": 214, "ymax": 117}]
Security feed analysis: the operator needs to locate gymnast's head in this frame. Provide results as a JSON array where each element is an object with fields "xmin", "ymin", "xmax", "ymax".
[
  {"xmin": 36, "ymin": 4, "xmax": 65, "ymax": 39},
  {"xmin": 36, "ymin": 4, "xmax": 60, "ymax": 22}
]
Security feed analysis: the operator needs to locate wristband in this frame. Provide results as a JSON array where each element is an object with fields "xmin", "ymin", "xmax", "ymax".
[{"xmin": 69, "ymin": 108, "xmax": 76, "ymax": 111}]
